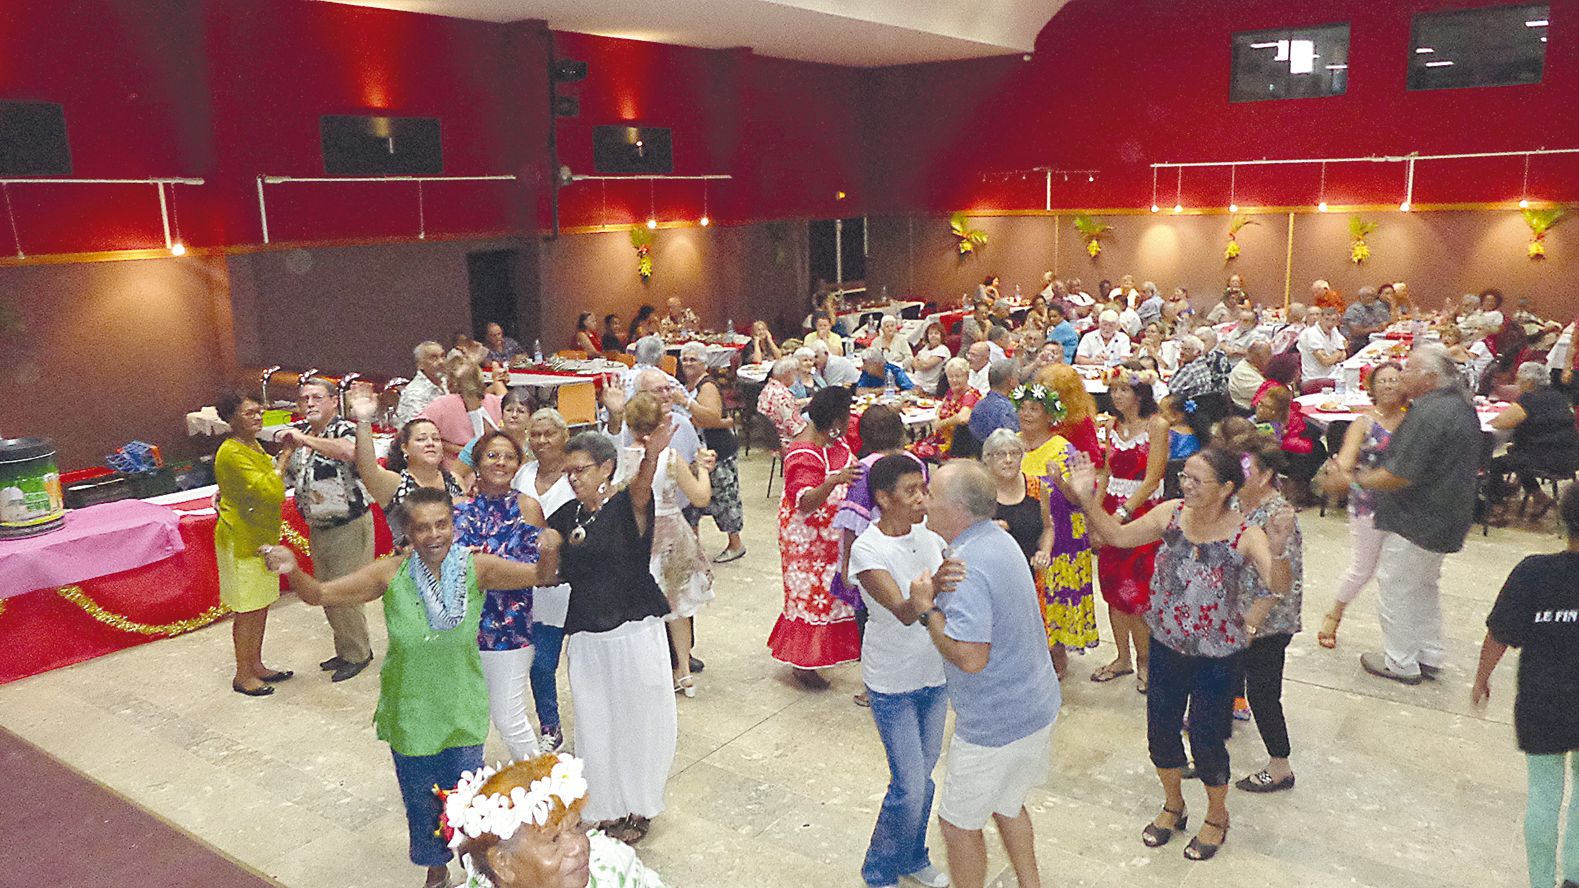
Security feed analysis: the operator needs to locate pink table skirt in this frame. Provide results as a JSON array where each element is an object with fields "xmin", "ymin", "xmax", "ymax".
[{"xmin": 0, "ymin": 499, "xmax": 184, "ymax": 599}]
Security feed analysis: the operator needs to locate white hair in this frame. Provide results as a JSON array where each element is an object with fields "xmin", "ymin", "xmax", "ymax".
[
  {"xmin": 980, "ymin": 427, "xmax": 1025, "ymax": 457},
  {"xmin": 933, "ymin": 461, "xmax": 998, "ymax": 520},
  {"xmin": 809, "ymin": 339, "xmax": 830, "ymax": 356},
  {"xmin": 1179, "ymin": 334, "xmax": 1205, "ymax": 353},
  {"xmin": 944, "ymin": 356, "xmax": 970, "ymax": 374},
  {"xmin": 1409, "ymin": 343, "xmax": 1458, "ymax": 385},
  {"xmin": 861, "ymin": 346, "xmax": 886, "ymax": 365},
  {"xmin": 794, "ymin": 346, "xmax": 815, "ymax": 361},
  {"xmin": 679, "ymin": 341, "xmax": 708, "ymax": 360},
  {"xmin": 1517, "ymin": 360, "xmax": 1550, "ymax": 388},
  {"xmin": 771, "ymin": 356, "xmax": 800, "ymax": 380},
  {"xmin": 634, "ymin": 335, "xmax": 665, "ymax": 365},
  {"xmin": 1142, "ymin": 281, "xmax": 1159, "ymax": 296},
  {"xmin": 413, "ymin": 340, "xmax": 442, "ymax": 362},
  {"xmin": 879, "ymin": 315, "xmax": 898, "ymax": 331},
  {"xmin": 1099, "ymin": 309, "xmax": 1121, "ymax": 324}
]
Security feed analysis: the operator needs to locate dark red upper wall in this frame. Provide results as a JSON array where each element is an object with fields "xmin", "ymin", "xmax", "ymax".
[{"xmin": 866, "ymin": 0, "xmax": 1579, "ymax": 214}]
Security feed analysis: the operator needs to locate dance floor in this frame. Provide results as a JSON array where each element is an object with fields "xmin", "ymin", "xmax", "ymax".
[{"xmin": 0, "ymin": 451, "xmax": 1537, "ymax": 887}]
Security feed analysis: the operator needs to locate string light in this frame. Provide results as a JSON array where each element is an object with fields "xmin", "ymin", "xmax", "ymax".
[
  {"xmin": 1150, "ymin": 166, "xmax": 1159, "ymax": 212},
  {"xmin": 699, "ymin": 180, "xmax": 710, "ymax": 226},
  {"xmin": 1519, "ymin": 153, "xmax": 1531, "ymax": 208},
  {"xmin": 1228, "ymin": 165, "xmax": 1238, "ymax": 213},
  {"xmin": 1173, "ymin": 167, "xmax": 1183, "ymax": 213}
]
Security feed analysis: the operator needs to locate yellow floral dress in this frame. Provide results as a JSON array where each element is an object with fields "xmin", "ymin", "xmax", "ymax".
[{"xmin": 1021, "ymin": 435, "xmax": 1099, "ymax": 651}]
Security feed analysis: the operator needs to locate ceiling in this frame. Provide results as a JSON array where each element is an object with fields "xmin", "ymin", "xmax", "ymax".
[{"xmin": 315, "ymin": 0, "xmax": 1071, "ymax": 67}]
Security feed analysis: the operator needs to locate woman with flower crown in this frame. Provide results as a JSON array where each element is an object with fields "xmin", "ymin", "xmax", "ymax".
[
  {"xmin": 442, "ymin": 753, "xmax": 667, "ymax": 888},
  {"xmin": 260, "ymin": 485, "xmax": 559, "ymax": 888},
  {"xmin": 1008, "ymin": 380, "xmax": 1100, "ymax": 681}
]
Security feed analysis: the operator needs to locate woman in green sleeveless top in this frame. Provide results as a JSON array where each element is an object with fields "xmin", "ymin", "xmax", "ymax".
[{"xmin": 262, "ymin": 486, "xmax": 560, "ymax": 888}]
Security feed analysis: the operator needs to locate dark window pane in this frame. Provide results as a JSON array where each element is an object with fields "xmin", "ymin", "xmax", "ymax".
[
  {"xmin": 1231, "ymin": 23, "xmax": 1350, "ymax": 103},
  {"xmin": 1409, "ymin": 4, "xmax": 1547, "ymax": 91}
]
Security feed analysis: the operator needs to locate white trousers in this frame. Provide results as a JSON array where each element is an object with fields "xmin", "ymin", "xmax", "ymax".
[
  {"xmin": 480, "ymin": 646, "xmax": 539, "ymax": 761},
  {"xmin": 1375, "ymin": 531, "xmax": 1447, "ymax": 676},
  {"xmin": 567, "ymin": 616, "xmax": 677, "ymax": 822},
  {"xmin": 1333, "ymin": 512, "xmax": 1386, "ymax": 606}
]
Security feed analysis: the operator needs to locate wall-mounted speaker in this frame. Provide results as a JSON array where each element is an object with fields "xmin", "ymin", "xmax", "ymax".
[
  {"xmin": 320, "ymin": 115, "xmax": 442, "ymax": 176},
  {"xmin": 0, "ymin": 101, "xmax": 71, "ymax": 176},
  {"xmin": 592, "ymin": 126, "xmax": 673, "ymax": 175}
]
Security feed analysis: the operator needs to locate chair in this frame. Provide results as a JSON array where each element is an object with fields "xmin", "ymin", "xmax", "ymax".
[
  {"xmin": 660, "ymin": 354, "xmax": 678, "ymax": 376},
  {"xmin": 556, "ymin": 349, "xmax": 588, "ymax": 360},
  {"xmin": 605, "ymin": 352, "xmax": 636, "ymax": 367},
  {"xmin": 1521, "ymin": 466, "xmax": 1574, "ymax": 528},
  {"xmin": 556, "ymin": 381, "xmax": 598, "ymax": 430},
  {"xmin": 760, "ymin": 420, "xmax": 785, "ymax": 498}
]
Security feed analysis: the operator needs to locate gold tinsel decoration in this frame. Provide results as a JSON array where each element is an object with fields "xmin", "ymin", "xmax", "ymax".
[
  {"xmin": 280, "ymin": 523, "xmax": 312, "ymax": 556},
  {"xmin": 55, "ymin": 585, "xmax": 230, "ymax": 636}
]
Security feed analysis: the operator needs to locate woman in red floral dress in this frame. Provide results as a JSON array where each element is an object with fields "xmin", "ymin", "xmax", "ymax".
[{"xmin": 768, "ymin": 386, "xmax": 863, "ymax": 688}]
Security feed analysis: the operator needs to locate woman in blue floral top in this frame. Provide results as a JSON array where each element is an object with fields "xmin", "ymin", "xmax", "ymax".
[{"xmin": 454, "ymin": 429, "xmax": 545, "ymax": 761}]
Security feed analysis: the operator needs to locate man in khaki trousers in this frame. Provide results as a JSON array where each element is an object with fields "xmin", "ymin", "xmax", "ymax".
[{"xmin": 279, "ymin": 379, "xmax": 374, "ymax": 681}]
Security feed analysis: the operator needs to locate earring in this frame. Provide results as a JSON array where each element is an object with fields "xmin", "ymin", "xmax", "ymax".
[{"xmin": 598, "ymin": 481, "xmax": 608, "ymax": 496}]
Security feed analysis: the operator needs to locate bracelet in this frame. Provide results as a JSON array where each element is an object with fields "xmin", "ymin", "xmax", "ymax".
[{"xmin": 1115, "ymin": 505, "xmax": 1132, "ymax": 521}]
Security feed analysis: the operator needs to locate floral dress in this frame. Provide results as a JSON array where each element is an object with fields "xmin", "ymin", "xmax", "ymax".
[
  {"xmin": 1022, "ymin": 435, "xmax": 1100, "ymax": 652},
  {"xmin": 913, "ymin": 387, "xmax": 979, "ymax": 461},
  {"xmin": 768, "ymin": 439, "xmax": 861, "ymax": 668},
  {"xmin": 1098, "ymin": 422, "xmax": 1163, "ymax": 615},
  {"xmin": 618, "ymin": 445, "xmax": 715, "ymax": 620},
  {"xmin": 453, "ymin": 491, "xmax": 541, "ymax": 651}
]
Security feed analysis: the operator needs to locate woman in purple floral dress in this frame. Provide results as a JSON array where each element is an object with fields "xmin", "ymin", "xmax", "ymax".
[{"xmin": 453, "ymin": 429, "xmax": 545, "ymax": 760}]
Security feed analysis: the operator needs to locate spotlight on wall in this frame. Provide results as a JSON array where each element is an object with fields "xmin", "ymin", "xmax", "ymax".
[
  {"xmin": 1229, "ymin": 203, "xmax": 1239, "ymax": 213},
  {"xmin": 1399, "ymin": 201, "xmax": 1412, "ymax": 212},
  {"xmin": 1318, "ymin": 201, "xmax": 1329, "ymax": 213},
  {"xmin": 1173, "ymin": 203, "xmax": 1183, "ymax": 214},
  {"xmin": 1087, "ymin": 174, "xmax": 1095, "ymax": 183},
  {"xmin": 1151, "ymin": 204, "xmax": 1160, "ymax": 213},
  {"xmin": 699, "ymin": 215, "xmax": 710, "ymax": 227},
  {"xmin": 646, "ymin": 217, "xmax": 658, "ymax": 229},
  {"xmin": 1520, "ymin": 199, "xmax": 1531, "ymax": 209},
  {"xmin": 170, "ymin": 242, "xmax": 186, "ymax": 256}
]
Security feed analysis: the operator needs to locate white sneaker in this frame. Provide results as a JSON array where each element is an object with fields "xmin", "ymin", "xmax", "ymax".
[{"xmin": 902, "ymin": 864, "xmax": 950, "ymax": 888}]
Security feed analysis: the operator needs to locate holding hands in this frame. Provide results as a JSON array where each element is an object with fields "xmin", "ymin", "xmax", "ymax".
[{"xmin": 695, "ymin": 448, "xmax": 718, "ymax": 474}]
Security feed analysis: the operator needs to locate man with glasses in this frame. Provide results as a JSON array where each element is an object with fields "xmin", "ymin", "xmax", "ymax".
[{"xmin": 278, "ymin": 377, "xmax": 375, "ymax": 682}]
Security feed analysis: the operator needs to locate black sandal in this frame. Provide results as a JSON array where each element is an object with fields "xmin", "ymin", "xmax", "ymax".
[
  {"xmin": 1141, "ymin": 806, "xmax": 1187, "ymax": 847},
  {"xmin": 1184, "ymin": 819, "xmax": 1229, "ymax": 861},
  {"xmin": 259, "ymin": 670, "xmax": 295, "ymax": 683},
  {"xmin": 1234, "ymin": 769, "xmax": 1295, "ymax": 793},
  {"xmin": 232, "ymin": 682, "xmax": 274, "ymax": 697}
]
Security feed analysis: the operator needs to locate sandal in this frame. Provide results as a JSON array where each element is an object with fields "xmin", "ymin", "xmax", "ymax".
[
  {"xmin": 1136, "ymin": 670, "xmax": 1149, "ymax": 694},
  {"xmin": 611, "ymin": 815, "xmax": 651, "ymax": 845},
  {"xmin": 1141, "ymin": 806, "xmax": 1187, "ymax": 848},
  {"xmin": 1234, "ymin": 769, "xmax": 1295, "ymax": 793},
  {"xmin": 232, "ymin": 681, "xmax": 273, "ymax": 697},
  {"xmin": 259, "ymin": 670, "xmax": 295, "ymax": 683},
  {"xmin": 853, "ymin": 692, "xmax": 870, "ymax": 707},
  {"xmin": 713, "ymin": 546, "xmax": 747, "ymax": 564},
  {"xmin": 674, "ymin": 676, "xmax": 696, "ymax": 698},
  {"xmin": 1090, "ymin": 662, "xmax": 1135, "ymax": 683},
  {"xmin": 1317, "ymin": 611, "xmax": 1341, "ymax": 649},
  {"xmin": 1184, "ymin": 819, "xmax": 1229, "ymax": 861}
]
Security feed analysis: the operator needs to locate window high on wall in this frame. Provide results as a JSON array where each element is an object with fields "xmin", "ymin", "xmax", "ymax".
[
  {"xmin": 1409, "ymin": 4, "xmax": 1548, "ymax": 91},
  {"xmin": 1231, "ymin": 23, "xmax": 1350, "ymax": 102}
]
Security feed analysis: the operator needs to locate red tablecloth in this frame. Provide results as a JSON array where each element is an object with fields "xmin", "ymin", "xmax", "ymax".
[{"xmin": 0, "ymin": 492, "xmax": 392, "ymax": 685}]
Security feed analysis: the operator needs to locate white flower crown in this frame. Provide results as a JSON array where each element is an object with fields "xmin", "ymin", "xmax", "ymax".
[{"xmin": 442, "ymin": 754, "xmax": 590, "ymax": 849}]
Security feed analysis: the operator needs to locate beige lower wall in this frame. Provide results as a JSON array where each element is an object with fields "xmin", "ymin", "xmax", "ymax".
[{"xmin": 867, "ymin": 211, "xmax": 1577, "ymax": 319}]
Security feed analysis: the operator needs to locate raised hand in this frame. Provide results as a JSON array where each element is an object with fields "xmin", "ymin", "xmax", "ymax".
[
  {"xmin": 347, "ymin": 390, "xmax": 379, "ymax": 424},
  {"xmin": 1264, "ymin": 504, "xmax": 1297, "ymax": 556},
  {"xmin": 646, "ymin": 416, "xmax": 676, "ymax": 460}
]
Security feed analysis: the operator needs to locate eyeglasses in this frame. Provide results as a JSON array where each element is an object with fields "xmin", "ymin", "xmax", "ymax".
[
  {"xmin": 564, "ymin": 462, "xmax": 602, "ymax": 479},
  {"xmin": 985, "ymin": 450, "xmax": 1025, "ymax": 461}
]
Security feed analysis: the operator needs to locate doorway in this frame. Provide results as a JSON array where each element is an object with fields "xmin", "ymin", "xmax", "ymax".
[
  {"xmin": 467, "ymin": 250, "xmax": 519, "ymax": 341},
  {"xmin": 808, "ymin": 217, "xmax": 867, "ymax": 293}
]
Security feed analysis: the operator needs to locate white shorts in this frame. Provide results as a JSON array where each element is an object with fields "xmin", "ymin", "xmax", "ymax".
[{"xmin": 938, "ymin": 724, "xmax": 1052, "ymax": 830}]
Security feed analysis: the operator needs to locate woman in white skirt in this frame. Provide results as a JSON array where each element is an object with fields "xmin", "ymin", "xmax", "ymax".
[
  {"xmin": 513, "ymin": 407, "xmax": 577, "ymax": 752},
  {"xmin": 542, "ymin": 425, "xmax": 678, "ymax": 846}
]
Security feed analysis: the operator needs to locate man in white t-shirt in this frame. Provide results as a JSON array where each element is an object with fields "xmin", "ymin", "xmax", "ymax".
[
  {"xmin": 1074, "ymin": 310, "xmax": 1132, "ymax": 366},
  {"xmin": 1297, "ymin": 306, "xmax": 1347, "ymax": 385},
  {"xmin": 848, "ymin": 453, "xmax": 951, "ymax": 888}
]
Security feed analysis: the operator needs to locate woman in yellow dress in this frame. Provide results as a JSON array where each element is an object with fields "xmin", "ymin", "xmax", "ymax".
[
  {"xmin": 214, "ymin": 391, "xmax": 292, "ymax": 696},
  {"xmin": 1015, "ymin": 382, "xmax": 1100, "ymax": 680}
]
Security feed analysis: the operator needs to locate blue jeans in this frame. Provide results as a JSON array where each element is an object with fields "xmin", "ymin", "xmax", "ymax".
[
  {"xmin": 530, "ymin": 622, "xmax": 564, "ymax": 730},
  {"xmin": 391, "ymin": 744, "xmax": 484, "ymax": 866},
  {"xmin": 862, "ymin": 684, "xmax": 947, "ymax": 887}
]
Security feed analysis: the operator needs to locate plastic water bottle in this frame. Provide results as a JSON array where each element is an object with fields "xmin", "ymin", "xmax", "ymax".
[
  {"xmin": 884, "ymin": 370, "xmax": 897, "ymax": 400},
  {"xmin": 533, "ymin": 339, "xmax": 543, "ymax": 364},
  {"xmin": 725, "ymin": 318, "xmax": 734, "ymax": 337},
  {"xmin": 1335, "ymin": 374, "xmax": 1347, "ymax": 398},
  {"xmin": 1015, "ymin": 284, "xmax": 1022, "ymax": 299}
]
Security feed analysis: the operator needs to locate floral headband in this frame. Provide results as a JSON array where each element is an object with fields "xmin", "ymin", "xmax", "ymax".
[
  {"xmin": 439, "ymin": 755, "xmax": 589, "ymax": 851},
  {"xmin": 1103, "ymin": 367, "xmax": 1157, "ymax": 389},
  {"xmin": 1010, "ymin": 383, "xmax": 1067, "ymax": 422}
]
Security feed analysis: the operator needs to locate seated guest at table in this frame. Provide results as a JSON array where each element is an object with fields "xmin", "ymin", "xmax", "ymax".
[
  {"xmin": 806, "ymin": 310, "xmax": 846, "ymax": 357},
  {"xmin": 857, "ymin": 346, "xmax": 916, "ymax": 394},
  {"xmin": 450, "ymin": 331, "xmax": 491, "ymax": 365},
  {"xmin": 1388, "ymin": 281, "xmax": 1417, "ymax": 319},
  {"xmin": 1038, "ymin": 271, "xmax": 1060, "ymax": 301},
  {"xmin": 572, "ymin": 313, "xmax": 600, "ymax": 356},
  {"xmin": 909, "ymin": 322, "xmax": 951, "ymax": 395},
  {"xmin": 819, "ymin": 291, "xmax": 852, "ymax": 336},
  {"xmin": 262, "ymin": 488, "xmax": 558, "ymax": 886},
  {"xmin": 1230, "ymin": 341, "xmax": 1273, "ymax": 412},
  {"xmin": 1168, "ymin": 335, "xmax": 1216, "ymax": 402},
  {"xmin": 1297, "ymin": 307, "xmax": 1346, "ymax": 389},
  {"xmin": 1137, "ymin": 282, "xmax": 1165, "ymax": 330},
  {"xmin": 420, "ymin": 359, "xmax": 505, "ymax": 471},
  {"xmin": 214, "ymin": 390, "xmax": 291, "ymax": 697},
  {"xmin": 914, "ymin": 358, "xmax": 981, "ymax": 461},
  {"xmin": 1159, "ymin": 287, "xmax": 1189, "ymax": 334},
  {"xmin": 1311, "ymin": 279, "xmax": 1345, "ymax": 312},
  {"xmin": 1066, "ymin": 277, "xmax": 1095, "ymax": 312},
  {"xmin": 1076, "ymin": 310, "xmax": 1132, "ymax": 367},
  {"xmin": 1022, "ymin": 294, "xmax": 1052, "ymax": 333},
  {"xmin": 960, "ymin": 299, "xmax": 994, "ymax": 352},
  {"xmin": 874, "ymin": 315, "xmax": 914, "ymax": 365},
  {"xmin": 659, "ymin": 296, "xmax": 701, "ymax": 336},
  {"xmin": 484, "ymin": 322, "xmax": 525, "ymax": 366},
  {"xmin": 1018, "ymin": 339, "xmax": 1064, "ymax": 387},
  {"xmin": 396, "ymin": 340, "xmax": 450, "ymax": 429},
  {"xmin": 1205, "ymin": 277, "xmax": 1244, "ymax": 326},
  {"xmin": 622, "ymin": 335, "xmax": 669, "ymax": 398},
  {"xmin": 601, "ymin": 313, "xmax": 625, "ymax": 353},
  {"xmin": 628, "ymin": 304, "xmax": 658, "ymax": 343},
  {"xmin": 793, "ymin": 346, "xmax": 817, "ymax": 396},
  {"xmin": 1441, "ymin": 324, "xmax": 1495, "ymax": 390},
  {"xmin": 966, "ymin": 341, "xmax": 992, "ymax": 394},
  {"xmin": 279, "ymin": 377, "xmax": 375, "ymax": 683},
  {"xmin": 1487, "ymin": 362, "xmax": 1579, "ymax": 525},
  {"xmin": 1343, "ymin": 287, "xmax": 1390, "ymax": 355},
  {"xmin": 1481, "ymin": 323, "xmax": 1533, "ymax": 396},
  {"xmin": 1197, "ymin": 328, "xmax": 1234, "ymax": 391},
  {"xmin": 1220, "ymin": 309, "xmax": 1264, "ymax": 365},
  {"xmin": 1136, "ymin": 322, "xmax": 1178, "ymax": 375},
  {"xmin": 811, "ymin": 339, "xmax": 861, "ymax": 389},
  {"xmin": 977, "ymin": 274, "xmax": 1001, "ymax": 304},
  {"xmin": 1252, "ymin": 385, "xmax": 1324, "ymax": 506},
  {"xmin": 1043, "ymin": 304, "xmax": 1079, "ymax": 357},
  {"xmin": 991, "ymin": 298, "xmax": 1016, "ymax": 330},
  {"xmin": 759, "ymin": 357, "xmax": 810, "ymax": 444},
  {"xmin": 986, "ymin": 324, "xmax": 1013, "ymax": 364},
  {"xmin": 1478, "ymin": 288, "xmax": 1508, "ymax": 338},
  {"xmin": 740, "ymin": 320, "xmax": 782, "ymax": 365},
  {"xmin": 967, "ymin": 360, "xmax": 1020, "ymax": 445},
  {"xmin": 350, "ymin": 392, "xmax": 461, "ymax": 543},
  {"xmin": 1270, "ymin": 303, "xmax": 1308, "ymax": 355}
]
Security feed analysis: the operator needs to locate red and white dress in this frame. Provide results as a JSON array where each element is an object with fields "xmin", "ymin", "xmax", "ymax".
[
  {"xmin": 1098, "ymin": 422, "xmax": 1162, "ymax": 615},
  {"xmin": 768, "ymin": 439, "xmax": 861, "ymax": 668}
]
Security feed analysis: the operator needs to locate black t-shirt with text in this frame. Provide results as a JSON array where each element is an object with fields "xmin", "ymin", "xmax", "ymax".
[{"xmin": 1487, "ymin": 551, "xmax": 1579, "ymax": 754}]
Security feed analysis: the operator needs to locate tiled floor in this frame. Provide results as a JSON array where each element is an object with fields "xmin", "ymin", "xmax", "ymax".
[{"xmin": 0, "ymin": 450, "xmax": 1541, "ymax": 888}]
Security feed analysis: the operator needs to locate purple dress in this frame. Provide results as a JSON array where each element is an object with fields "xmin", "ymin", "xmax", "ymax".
[
  {"xmin": 832, "ymin": 452, "xmax": 928, "ymax": 606},
  {"xmin": 454, "ymin": 491, "xmax": 541, "ymax": 651}
]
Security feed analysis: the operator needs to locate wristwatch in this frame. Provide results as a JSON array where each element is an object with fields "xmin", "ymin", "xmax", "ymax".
[{"xmin": 918, "ymin": 607, "xmax": 941, "ymax": 627}]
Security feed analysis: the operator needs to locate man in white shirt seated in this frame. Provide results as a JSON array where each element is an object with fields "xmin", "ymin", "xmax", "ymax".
[
  {"xmin": 1074, "ymin": 310, "xmax": 1132, "ymax": 366},
  {"xmin": 986, "ymin": 326, "xmax": 1011, "ymax": 364},
  {"xmin": 811, "ymin": 339, "xmax": 861, "ymax": 389},
  {"xmin": 394, "ymin": 339, "xmax": 448, "ymax": 428},
  {"xmin": 966, "ymin": 342, "xmax": 992, "ymax": 394},
  {"xmin": 1219, "ymin": 308, "xmax": 1266, "ymax": 365},
  {"xmin": 1298, "ymin": 306, "xmax": 1348, "ymax": 386},
  {"xmin": 1229, "ymin": 341, "xmax": 1272, "ymax": 411}
]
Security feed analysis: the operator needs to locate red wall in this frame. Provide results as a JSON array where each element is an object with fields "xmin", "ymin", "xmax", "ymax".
[{"xmin": 866, "ymin": 0, "xmax": 1579, "ymax": 214}]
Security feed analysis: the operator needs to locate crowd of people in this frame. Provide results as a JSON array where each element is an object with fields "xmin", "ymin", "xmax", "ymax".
[{"xmin": 200, "ymin": 275, "xmax": 1579, "ymax": 888}]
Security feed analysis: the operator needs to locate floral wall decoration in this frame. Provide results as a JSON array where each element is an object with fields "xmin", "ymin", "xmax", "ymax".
[
  {"xmin": 1223, "ymin": 214, "xmax": 1257, "ymax": 262},
  {"xmin": 1524, "ymin": 207, "xmax": 1566, "ymax": 260},
  {"xmin": 950, "ymin": 212, "xmax": 988, "ymax": 256},
  {"xmin": 1072, "ymin": 214, "xmax": 1112, "ymax": 258},
  {"xmin": 1348, "ymin": 216, "xmax": 1377, "ymax": 265},
  {"xmin": 630, "ymin": 225, "xmax": 655, "ymax": 281}
]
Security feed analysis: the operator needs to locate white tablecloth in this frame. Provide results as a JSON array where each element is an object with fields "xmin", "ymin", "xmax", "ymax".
[{"xmin": 1296, "ymin": 392, "xmax": 1506, "ymax": 435}]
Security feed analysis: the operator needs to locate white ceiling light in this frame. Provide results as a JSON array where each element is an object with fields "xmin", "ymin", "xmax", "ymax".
[
  {"xmin": 1325, "ymin": 64, "xmax": 1348, "ymax": 70},
  {"xmin": 1526, "ymin": 19, "xmax": 1549, "ymax": 27},
  {"xmin": 1289, "ymin": 39, "xmax": 1315, "ymax": 74},
  {"xmin": 1249, "ymin": 41, "xmax": 1279, "ymax": 49},
  {"xmin": 1424, "ymin": 60, "xmax": 1454, "ymax": 67},
  {"xmin": 1415, "ymin": 47, "xmax": 1435, "ymax": 53}
]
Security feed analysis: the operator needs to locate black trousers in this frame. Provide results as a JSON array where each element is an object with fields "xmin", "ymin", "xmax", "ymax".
[
  {"xmin": 1147, "ymin": 639, "xmax": 1242, "ymax": 787},
  {"xmin": 1240, "ymin": 633, "xmax": 1293, "ymax": 760}
]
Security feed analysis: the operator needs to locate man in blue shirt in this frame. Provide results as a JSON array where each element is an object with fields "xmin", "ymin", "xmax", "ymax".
[
  {"xmin": 856, "ymin": 346, "xmax": 916, "ymax": 394},
  {"xmin": 1044, "ymin": 304, "xmax": 1079, "ymax": 361},
  {"xmin": 910, "ymin": 460, "xmax": 1059, "ymax": 888},
  {"xmin": 967, "ymin": 360, "xmax": 1020, "ymax": 444}
]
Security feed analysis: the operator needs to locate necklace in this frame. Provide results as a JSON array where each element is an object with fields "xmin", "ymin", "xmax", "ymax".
[{"xmin": 568, "ymin": 497, "xmax": 605, "ymax": 545}]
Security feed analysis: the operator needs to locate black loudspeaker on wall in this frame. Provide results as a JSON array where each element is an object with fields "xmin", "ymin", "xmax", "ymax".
[
  {"xmin": 593, "ymin": 126, "xmax": 673, "ymax": 175},
  {"xmin": 320, "ymin": 115, "xmax": 442, "ymax": 176},
  {"xmin": 0, "ymin": 101, "xmax": 71, "ymax": 176}
]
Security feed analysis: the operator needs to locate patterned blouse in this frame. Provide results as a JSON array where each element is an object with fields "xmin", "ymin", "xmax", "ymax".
[
  {"xmin": 757, "ymin": 378, "xmax": 807, "ymax": 443},
  {"xmin": 453, "ymin": 491, "xmax": 541, "ymax": 651},
  {"xmin": 1146, "ymin": 504, "xmax": 1268, "ymax": 658},
  {"xmin": 1241, "ymin": 494, "xmax": 1303, "ymax": 637},
  {"xmin": 1348, "ymin": 419, "xmax": 1394, "ymax": 519}
]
